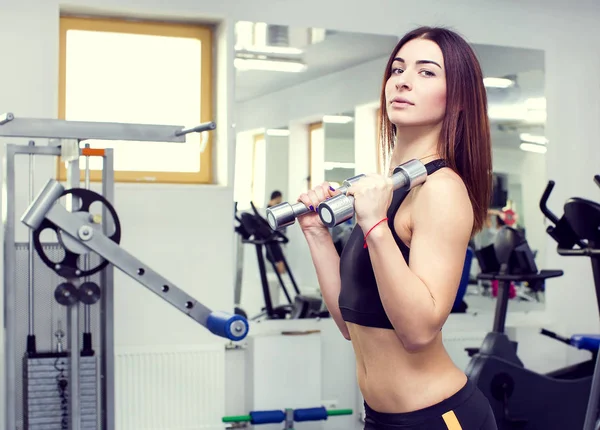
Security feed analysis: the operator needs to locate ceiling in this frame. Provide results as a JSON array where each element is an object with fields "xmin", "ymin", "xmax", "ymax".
[{"xmin": 235, "ymin": 29, "xmax": 399, "ymax": 102}]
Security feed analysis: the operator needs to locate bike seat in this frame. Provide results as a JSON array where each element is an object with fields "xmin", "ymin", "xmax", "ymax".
[{"xmin": 571, "ymin": 334, "xmax": 600, "ymax": 352}]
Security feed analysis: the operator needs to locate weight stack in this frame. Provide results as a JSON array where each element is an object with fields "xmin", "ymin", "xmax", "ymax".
[{"xmin": 23, "ymin": 353, "xmax": 98, "ymax": 429}]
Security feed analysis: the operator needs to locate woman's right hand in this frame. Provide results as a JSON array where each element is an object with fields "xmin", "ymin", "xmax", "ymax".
[{"xmin": 297, "ymin": 182, "xmax": 339, "ymax": 234}]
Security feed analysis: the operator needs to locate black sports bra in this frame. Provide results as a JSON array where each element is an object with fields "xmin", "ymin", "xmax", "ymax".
[{"xmin": 338, "ymin": 159, "xmax": 446, "ymax": 329}]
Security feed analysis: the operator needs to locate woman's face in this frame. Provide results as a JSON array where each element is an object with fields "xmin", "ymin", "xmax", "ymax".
[{"xmin": 385, "ymin": 38, "xmax": 447, "ymax": 129}]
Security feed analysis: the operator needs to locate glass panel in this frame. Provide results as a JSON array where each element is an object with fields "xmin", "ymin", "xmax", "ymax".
[{"xmin": 234, "ymin": 133, "xmax": 255, "ymax": 210}]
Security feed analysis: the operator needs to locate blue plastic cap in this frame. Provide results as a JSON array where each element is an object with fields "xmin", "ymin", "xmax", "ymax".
[
  {"xmin": 571, "ymin": 334, "xmax": 600, "ymax": 352},
  {"xmin": 206, "ymin": 311, "xmax": 249, "ymax": 341}
]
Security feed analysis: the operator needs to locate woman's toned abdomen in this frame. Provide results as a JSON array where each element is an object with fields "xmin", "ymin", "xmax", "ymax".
[{"xmin": 347, "ymin": 323, "xmax": 467, "ymax": 413}]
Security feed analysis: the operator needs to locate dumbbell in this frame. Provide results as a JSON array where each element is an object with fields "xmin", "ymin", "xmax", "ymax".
[
  {"xmin": 266, "ymin": 159, "xmax": 428, "ymax": 230},
  {"xmin": 265, "ymin": 173, "xmax": 365, "ymax": 231}
]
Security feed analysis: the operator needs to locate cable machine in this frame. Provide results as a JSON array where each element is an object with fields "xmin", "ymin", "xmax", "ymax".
[{"xmin": 1, "ymin": 112, "xmax": 248, "ymax": 430}]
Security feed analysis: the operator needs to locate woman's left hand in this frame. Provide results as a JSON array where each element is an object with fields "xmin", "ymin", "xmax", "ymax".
[{"xmin": 346, "ymin": 174, "xmax": 394, "ymax": 231}]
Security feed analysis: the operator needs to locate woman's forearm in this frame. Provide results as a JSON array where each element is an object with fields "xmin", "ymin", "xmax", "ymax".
[
  {"xmin": 304, "ymin": 230, "xmax": 351, "ymax": 340},
  {"xmin": 365, "ymin": 224, "xmax": 440, "ymax": 350}
]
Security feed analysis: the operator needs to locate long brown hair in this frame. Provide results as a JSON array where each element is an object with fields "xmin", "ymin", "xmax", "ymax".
[{"xmin": 378, "ymin": 26, "xmax": 492, "ymax": 234}]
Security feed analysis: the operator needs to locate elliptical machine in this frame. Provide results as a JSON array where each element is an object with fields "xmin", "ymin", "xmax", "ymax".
[{"xmin": 465, "ymin": 177, "xmax": 600, "ymax": 429}]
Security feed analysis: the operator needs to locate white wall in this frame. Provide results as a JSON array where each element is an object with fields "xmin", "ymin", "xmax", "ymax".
[{"xmin": 2, "ymin": 0, "xmax": 600, "ymax": 424}]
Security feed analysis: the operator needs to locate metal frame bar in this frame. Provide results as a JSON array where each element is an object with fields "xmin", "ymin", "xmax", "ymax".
[
  {"xmin": 0, "ymin": 112, "xmax": 215, "ymax": 142},
  {"xmin": 101, "ymin": 148, "xmax": 116, "ymax": 430},
  {"xmin": 4, "ymin": 143, "xmax": 23, "ymax": 430},
  {"xmin": 65, "ymin": 145, "xmax": 82, "ymax": 430},
  {"xmin": 0, "ymin": 114, "xmax": 183, "ymax": 142}
]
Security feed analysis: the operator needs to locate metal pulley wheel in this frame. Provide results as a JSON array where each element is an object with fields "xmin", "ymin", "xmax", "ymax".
[{"xmin": 32, "ymin": 187, "xmax": 121, "ymax": 279}]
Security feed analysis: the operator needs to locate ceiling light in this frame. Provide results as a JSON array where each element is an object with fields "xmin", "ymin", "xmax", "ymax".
[
  {"xmin": 525, "ymin": 97, "xmax": 546, "ymax": 110},
  {"xmin": 266, "ymin": 129, "xmax": 290, "ymax": 136},
  {"xmin": 525, "ymin": 110, "xmax": 547, "ymax": 123},
  {"xmin": 520, "ymin": 133, "xmax": 548, "ymax": 145},
  {"xmin": 520, "ymin": 142, "xmax": 547, "ymax": 154},
  {"xmin": 234, "ymin": 58, "xmax": 306, "ymax": 73},
  {"xmin": 235, "ymin": 45, "xmax": 303, "ymax": 55},
  {"xmin": 483, "ymin": 77, "xmax": 514, "ymax": 88},
  {"xmin": 487, "ymin": 104, "xmax": 527, "ymax": 121},
  {"xmin": 322, "ymin": 115, "xmax": 353, "ymax": 124}
]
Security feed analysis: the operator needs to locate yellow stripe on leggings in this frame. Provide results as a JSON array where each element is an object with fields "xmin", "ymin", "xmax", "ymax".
[{"xmin": 442, "ymin": 410, "xmax": 463, "ymax": 430}]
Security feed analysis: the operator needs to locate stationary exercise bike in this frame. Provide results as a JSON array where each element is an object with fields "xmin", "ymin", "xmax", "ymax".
[
  {"xmin": 542, "ymin": 176, "xmax": 600, "ymax": 430},
  {"xmin": 465, "ymin": 177, "xmax": 600, "ymax": 430}
]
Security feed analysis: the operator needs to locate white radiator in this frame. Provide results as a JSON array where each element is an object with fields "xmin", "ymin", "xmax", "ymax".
[{"xmin": 115, "ymin": 344, "xmax": 226, "ymax": 430}]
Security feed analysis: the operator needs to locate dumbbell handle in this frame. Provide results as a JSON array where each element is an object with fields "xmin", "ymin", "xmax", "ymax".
[
  {"xmin": 317, "ymin": 159, "xmax": 427, "ymax": 228},
  {"xmin": 265, "ymin": 175, "xmax": 364, "ymax": 231},
  {"xmin": 266, "ymin": 201, "xmax": 311, "ymax": 230}
]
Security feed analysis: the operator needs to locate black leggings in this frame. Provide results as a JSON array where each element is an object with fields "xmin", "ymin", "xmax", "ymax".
[{"xmin": 364, "ymin": 378, "xmax": 497, "ymax": 429}]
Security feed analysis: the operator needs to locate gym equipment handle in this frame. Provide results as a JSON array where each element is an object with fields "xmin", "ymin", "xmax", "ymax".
[
  {"xmin": 539, "ymin": 180, "xmax": 560, "ymax": 224},
  {"xmin": 317, "ymin": 158, "xmax": 427, "ymax": 228},
  {"xmin": 265, "ymin": 200, "xmax": 312, "ymax": 231},
  {"xmin": 0, "ymin": 112, "xmax": 14, "ymax": 125},
  {"xmin": 540, "ymin": 328, "xmax": 573, "ymax": 346},
  {"xmin": 540, "ymin": 179, "xmax": 590, "ymax": 250},
  {"xmin": 174, "ymin": 121, "xmax": 216, "ymax": 136},
  {"xmin": 222, "ymin": 407, "xmax": 353, "ymax": 424},
  {"xmin": 206, "ymin": 311, "xmax": 249, "ymax": 341}
]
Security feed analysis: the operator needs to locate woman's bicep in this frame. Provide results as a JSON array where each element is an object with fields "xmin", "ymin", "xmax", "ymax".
[{"xmin": 405, "ymin": 177, "xmax": 474, "ymax": 315}]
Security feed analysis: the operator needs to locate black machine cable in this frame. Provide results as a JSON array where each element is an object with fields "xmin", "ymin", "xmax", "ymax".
[{"xmin": 54, "ymin": 357, "xmax": 68, "ymax": 430}]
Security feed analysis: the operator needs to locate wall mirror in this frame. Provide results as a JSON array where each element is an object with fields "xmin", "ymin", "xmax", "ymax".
[{"xmin": 232, "ymin": 21, "xmax": 547, "ymax": 321}]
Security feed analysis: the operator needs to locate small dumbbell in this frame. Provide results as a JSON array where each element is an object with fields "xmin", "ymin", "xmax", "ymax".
[
  {"xmin": 317, "ymin": 158, "xmax": 428, "ymax": 228},
  {"xmin": 266, "ymin": 159, "xmax": 428, "ymax": 230}
]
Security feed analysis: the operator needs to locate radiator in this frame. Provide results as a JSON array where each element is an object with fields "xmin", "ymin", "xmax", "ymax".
[{"xmin": 115, "ymin": 344, "xmax": 226, "ymax": 430}]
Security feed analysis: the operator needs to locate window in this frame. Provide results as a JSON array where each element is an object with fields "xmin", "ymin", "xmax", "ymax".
[
  {"xmin": 58, "ymin": 16, "xmax": 213, "ymax": 183},
  {"xmin": 233, "ymin": 132, "xmax": 265, "ymax": 210},
  {"xmin": 251, "ymin": 133, "xmax": 266, "ymax": 208}
]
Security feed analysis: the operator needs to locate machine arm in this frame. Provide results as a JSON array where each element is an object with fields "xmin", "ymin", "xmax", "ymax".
[{"xmin": 21, "ymin": 179, "xmax": 249, "ymax": 342}]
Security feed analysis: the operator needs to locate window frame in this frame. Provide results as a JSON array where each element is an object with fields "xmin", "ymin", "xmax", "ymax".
[
  {"xmin": 307, "ymin": 121, "xmax": 323, "ymax": 190},
  {"xmin": 58, "ymin": 15, "xmax": 214, "ymax": 184},
  {"xmin": 251, "ymin": 132, "xmax": 265, "ymax": 207}
]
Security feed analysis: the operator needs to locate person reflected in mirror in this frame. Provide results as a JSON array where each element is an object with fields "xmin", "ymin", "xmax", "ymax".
[
  {"xmin": 295, "ymin": 26, "xmax": 497, "ymax": 429},
  {"xmin": 266, "ymin": 190, "xmax": 286, "ymax": 274},
  {"xmin": 267, "ymin": 190, "xmax": 283, "ymax": 208}
]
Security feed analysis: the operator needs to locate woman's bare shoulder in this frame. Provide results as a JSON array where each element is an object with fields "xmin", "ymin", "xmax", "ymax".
[{"xmin": 411, "ymin": 168, "xmax": 473, "ymax": 226}]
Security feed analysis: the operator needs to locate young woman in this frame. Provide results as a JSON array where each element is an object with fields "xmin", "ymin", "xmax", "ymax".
[{"xmin": 296, "ymin": 26, "xmax": 497, "ymax": 429}]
